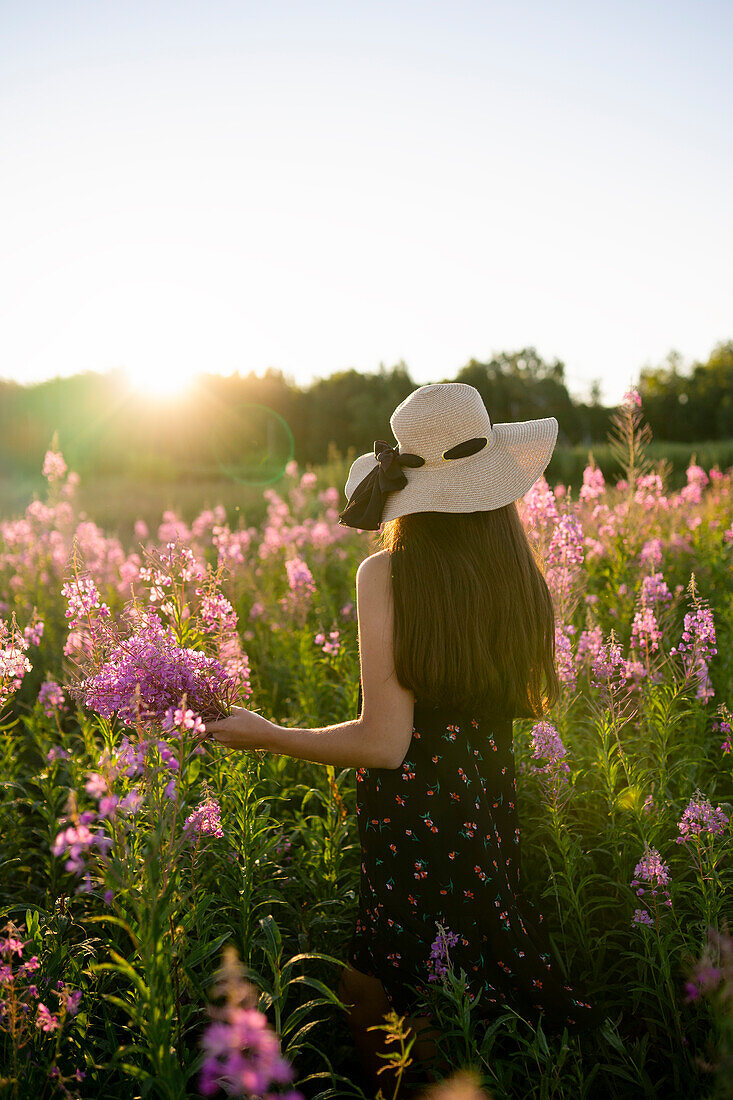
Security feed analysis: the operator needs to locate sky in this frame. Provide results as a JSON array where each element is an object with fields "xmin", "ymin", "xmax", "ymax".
[{"xmin": 1, "ymin": 0, "xmax": 731, "ymax": 407}]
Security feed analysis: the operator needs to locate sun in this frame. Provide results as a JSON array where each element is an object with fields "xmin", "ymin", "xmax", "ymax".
[{"xmin": 123, "ymin": 364, "xmax": 199, "ymax": 398}]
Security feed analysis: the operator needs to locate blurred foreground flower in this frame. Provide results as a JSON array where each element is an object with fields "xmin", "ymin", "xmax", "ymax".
[
  {"xmin": 418, "ymin": 1067, "xmax": 492, "ymax": 1100},
  {"xmin": 199, "ymin": 944, "xmax": 303, "ymax": 1099},
  {"xmin": 683, "ymin": 922, "xmax": 733, "ymax": 1004}
]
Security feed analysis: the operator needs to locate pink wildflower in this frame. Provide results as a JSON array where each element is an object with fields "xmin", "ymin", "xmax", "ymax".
[
  {"xmin": 547, "ymin": 514, "xmax": 585, "ymax": 568},
  {"xmin": 639, "ymin": 572, "xmax": 672, "ymax": 607},
  {"xmin": 36, "ymin": 1002, "xmax": 60, "ymax": 1032},
  {"xmin": 42, "ymin": 450, "xmax": 67, "ymax": 481},
  {"xmin": 579, "ymin": 464, "xmax": 605, "ymax": 502},
  {"xmin": 520, "ymin": 476, "xmax": 558, "ymax": 530},
  {"xmin": 630, "ymin": 845, "xmax": 672, "ymax": 926},
  {"xmin": 675, "ymin": 793, "xmax": 729, "ymax": 844},
  {"xmin": 184, "ymin": 796, "xmax": 224, "ymax": 839},
  {"xmin": 199, "ymin": 945, "xmax": 302, "ymax": 1098},
  {"xmin": 554, "ymin": 625, "xmax": 577, "ymax": 690},
  {"xmin": 285, "ymin": 557, "xmax": 315, "ymax": 597},
  {"xmin": 530, "ymin": 721, "xmax": 568, "ymax": 767},
  {"xmin": 630, "ymin": 607, "xmax": 662, "ymax": 654},
  {"xmin": 427, "ymin": 922, "xmax": 461, "ymax": 982},
  {"xmin": 84, "ymin": 773, "xmax": 108, "ymax": 799},
  {"xmin": 315, "ymin": 630, "xmax": 340, "ymax": 656},
  {"xmin": 639, "ymin": 538, "xmax": 663, "ymax": 570},
  {"xmin": 38, "ymin": 679, "xmax": 66, "ymax": 717},
  {"xmin": 61, "ymin": 574, "xmax": 110, "ymax": 630}
]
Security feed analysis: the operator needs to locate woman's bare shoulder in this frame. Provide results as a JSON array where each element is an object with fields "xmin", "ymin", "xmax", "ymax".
[{"xmin": 356, "ymin": 549, "xmax": 391, "ymax": 586}]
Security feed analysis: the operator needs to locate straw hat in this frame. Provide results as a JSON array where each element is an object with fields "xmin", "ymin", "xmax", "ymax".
[{"xmin": 338, "ymin": 382, "xmax": 558, "ymax": 531}]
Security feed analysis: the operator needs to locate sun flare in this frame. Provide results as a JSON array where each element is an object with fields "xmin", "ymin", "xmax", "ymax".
[{"xmin": 123, "ymin": 364, "xmax": 199, "ymax": 399}]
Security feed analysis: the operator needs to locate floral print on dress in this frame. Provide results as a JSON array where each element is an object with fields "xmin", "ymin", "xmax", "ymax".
[{"xmin": 348, "ymin": 684, "xmax": 604, "ymax": 1035}]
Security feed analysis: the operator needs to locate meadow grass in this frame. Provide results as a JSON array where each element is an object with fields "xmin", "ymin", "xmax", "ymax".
[{"xmin": 1, "ymin": 408, "xmax": 732, "ymax": 1099}]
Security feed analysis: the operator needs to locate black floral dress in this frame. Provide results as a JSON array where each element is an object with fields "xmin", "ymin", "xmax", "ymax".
[{"xmin": 347, "ymin": 686, "xmax": 605, "ymax": 1036}]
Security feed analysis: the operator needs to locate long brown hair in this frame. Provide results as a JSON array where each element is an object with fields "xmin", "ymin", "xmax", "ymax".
[{"xmin": 376, "ymin": 506, "xmax": 559, "ymax": 719}]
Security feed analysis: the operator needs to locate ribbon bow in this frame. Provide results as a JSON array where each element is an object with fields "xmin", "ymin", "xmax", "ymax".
[{"xmin": 338, "ymin": 440, "xmax": 425, "ymax": 530}]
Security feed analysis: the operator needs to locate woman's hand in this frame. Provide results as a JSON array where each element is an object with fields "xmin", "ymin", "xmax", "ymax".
[{"xmin": 204, "ymin": 706, "xmax": 275, "ymax": 751}]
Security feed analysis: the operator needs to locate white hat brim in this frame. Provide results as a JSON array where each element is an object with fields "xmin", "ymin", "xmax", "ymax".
[{"xmin": 343, "ymin": 416, "xmax": 558, "ymax": 526}]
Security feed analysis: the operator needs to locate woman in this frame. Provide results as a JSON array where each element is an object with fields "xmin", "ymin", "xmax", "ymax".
[{"xmin": 206, "ymin": 382, "xmax": 606, "ymax": 1092}]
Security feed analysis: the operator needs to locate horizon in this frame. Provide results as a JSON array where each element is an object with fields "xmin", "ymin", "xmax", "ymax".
[
  {"xmin": 2, "ymin": 0, "xmax": 731, "ymax": 406},
  {"xmin": 0, "ymin": 352, "xmax": 718, "ymax": 409}
]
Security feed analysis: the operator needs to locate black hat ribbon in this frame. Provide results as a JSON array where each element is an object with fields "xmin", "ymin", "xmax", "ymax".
[{"xmin": 338, "ymin": 440, "xmax": 425, "ymax": 530}]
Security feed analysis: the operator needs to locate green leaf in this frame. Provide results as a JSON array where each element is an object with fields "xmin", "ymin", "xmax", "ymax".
[
  {"xmin": 185, "ymin": 931, "xmax": 231, "ymax": 971},
  {"xmin": 119, "ymin": 1062, "xmax": 153, "ymax": 1081},
  {"xmin": 286, "ymin": 975, "xmax": 347, "ymax": 1007},
  {"xmin": 257, "ymin": 913, "xmax": 282, "ymax": 963},
  {"xmin": 280, "ymin": 950, "xmax": 347, "ymax": 985}
]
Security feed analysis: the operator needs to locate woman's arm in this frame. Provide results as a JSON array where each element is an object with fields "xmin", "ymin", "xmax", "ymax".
[{"xmin": 205, "ymin": 550, "xmax": 415, "ymax": 770}]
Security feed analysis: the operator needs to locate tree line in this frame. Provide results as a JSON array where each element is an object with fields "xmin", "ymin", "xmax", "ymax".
[{"xmin": 1, "ymin": 341, "xmax": 730, "ymax": 480}]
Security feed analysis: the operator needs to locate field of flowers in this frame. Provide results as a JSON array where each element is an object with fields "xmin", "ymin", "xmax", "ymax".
[{"xmin": 1, "ymin": 393, "xmax": 732, "ymax": 1100}]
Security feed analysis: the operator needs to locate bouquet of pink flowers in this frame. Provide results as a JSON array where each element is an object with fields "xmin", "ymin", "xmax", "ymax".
[{"xmin": 62, "ymin": 539, "xmax": 251, "ymax": 730}]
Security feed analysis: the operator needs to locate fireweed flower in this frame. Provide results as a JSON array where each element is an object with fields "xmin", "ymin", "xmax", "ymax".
[
  {"xmin": 38, "ymin": 679, "xmax": 66, "ymax": 717},
  {"xmin": 671, "ymin": 606, "xmax": 717, "ymax": 663},
  {"xmin": 675, "ymin": 793, "xmax": 729, "ymax": 845},
  {"xmin": 639, "ymin": 572, "xmax": 672, "ymax": 608},
  {"xmin": 427, "ymin": 923, "xmax": 461, "ymax": 982},
  {"xmin": 77, "ymin": 614, "xmax": 236, "ymax": 726},
  {"xmin": 285, "ymin": 557, "xmax": 315, "ymax": 598},
  {"xmin": 579, "ymin": 464, "xmax": 605, "ymax": 502},
  {"xmin": 118, "ymin": 788, "xmax": 142, "ymax": 816},
  {"xmin": 714, "ymin": 713, "xmax": 732, "ymax": 755},
  {"xmin": 280, "ymin": 557, "xmax": 316, "ymax": 622},
  {"xmin": 683, "ymin": 925, "xmax": 733, "ymax": 1003},
  {"xmin": 163, "ymin": 706, "xmax": 207, "ymax": 737},
  {"xmin": 314, "ymin": 630, "xmax": 340, "ymax": 656},
  {"xmin": 42, "ymin": 449, "xmax": 68, "ymax": 481},
  {"xmin": 630, "ymin": 607, "xmax": 662, "ymax": 654},
  {"xmin": 671, "ymin": 602, "xmax": 717, "ymax": 701},
  {"xmin": 530, "ymin": 721, "xmax": 569, "ymax": 769},
  {"xmin": 554, "ymin": 625, "xmax": 577, "ymax": 691},
  {"xmin": 114, "ymin": 736, "xmax": 147, "ymax": 778},
  {"xmin": 575, "ymin": 625, "xmax": 604, "ymax": 669},
  {"xmin": 547, "ymin": 514, "xmax": 585, "ymax": 569},
  {"xmin": 199, "ymin": 945, "xmax": 302, "ymax": 1099},
  {"xmin": 639, "ymin": 538, "xmax": 664, "ymax": 571},
  {"xmin": 218, "ymin": 634, "xmax": 252, "ymax": 698},
  {"xmin": 590, "ymin": 636, "xmax": 627, "ymax": 693},
  {"xmin": 52, "ymin": 822, "xmax": 112, "ymax": 880},
  {"xmin": 528, "ymin": 721, "xmax": 571, "ymax": 806},
  {"xmin": 36, "ymin": 1002, "xmax": 60, "ymax": 1032},
  {"xmin": 520, "ymin": 475, "xmax": 558, "ymax": 531},
  {"xmin": 61, "ymin": 573, "xmax": 111, "ymax": 630},
  {"xmin": 198, "ymin": 590, "xmax": 238, "ymax": 636},
  {"xmin": 23, "ymin": 619, "xmax": 45, "ymax": 646},
  {"xmin": 0, "ymin": 614, "xmax": 34, "ymax": 709},
  {"xmin": 630, "ymin": 846, "xmax": 672, "ymax": 927},
  {"xmin": 184, "ymin": 796, "xmax": 224, "ymax": 839},
  {"xmin": 634, "ymin": 473, "xmax": 667, "ymax": 510},
  {"xmin": 84, "ymin": 773, "xmax": 108, "ymax": 799},
  {"xmin": 677, "ymin": 463, "xmax": 710, "ymax": 507}
]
